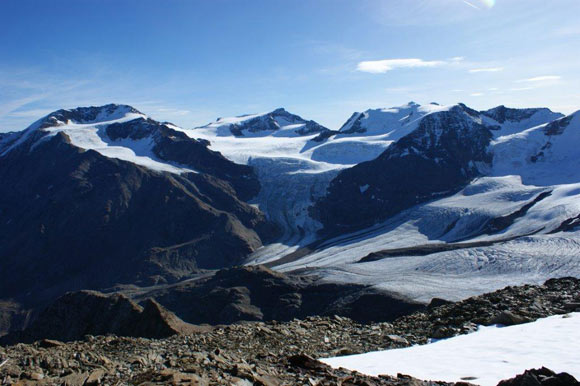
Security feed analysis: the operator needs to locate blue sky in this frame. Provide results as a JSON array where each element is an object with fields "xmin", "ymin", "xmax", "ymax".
[{"xmin": 1, "ymin": 0, "xmax": 579, "ymax": 131}]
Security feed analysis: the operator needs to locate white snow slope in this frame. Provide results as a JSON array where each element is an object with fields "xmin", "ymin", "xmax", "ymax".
[{"xmin": 322, "ymin": 313, "xmax": 580, "ymax": 386}]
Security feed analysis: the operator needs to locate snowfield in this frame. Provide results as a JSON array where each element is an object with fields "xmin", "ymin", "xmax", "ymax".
[
  {"xmin": 322, "ymin": 313, "xmax": 580, "ymax": 386},
  {"xmin": 188, "ymin": 103, "xmax": 580, "ymax": 303}
]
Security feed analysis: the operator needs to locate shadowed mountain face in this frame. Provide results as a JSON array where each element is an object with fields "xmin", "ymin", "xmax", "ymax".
[
  {"xmin": 312, "ymin": 105, "xmax": 494, "ymax": 235},
  {"xmin": 0, "ymin": 290, "xmax": 204, "ymax": 344},
  {"xmin": 143, "ymin": 265, "xmax": 424, "ymax": 325},
  {"xmin": 1, "ymin": 265, "xmax": 425, "ymax": 341},
  {"xmin": 0, "ymin": 105, "xmax": 278, "ymax": 308}
]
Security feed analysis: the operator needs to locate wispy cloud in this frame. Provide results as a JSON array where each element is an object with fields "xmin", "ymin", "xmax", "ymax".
[
  {"xmin": 470, "ymin": 92, "xmax": 484, "ymax": 97},
  {"xmin": 517, "ymin": 75, "xmax": 561, "ymax": 82},
  {"xmin": 461, "ymin": 0, "xmax": 481, "ymax": 10},
  {"xmin": 357, "ymin": 58, "xmax": 445, "ymax": 74},
  {"xmin": 468, "ymin": 67, "xmax": 503, "ymax": 73}
]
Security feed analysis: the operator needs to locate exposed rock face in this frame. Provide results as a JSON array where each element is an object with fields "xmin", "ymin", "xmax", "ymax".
[
  {"xmin": 141, "ymin": 265, "xmax": 425, "ymax": 325},
  {"xmin": 313, "ymin": 104, "xmax": 493, "ymax": 234},
  {"xmin": 543, "ymin": 114, "xmax": 574, "ymax": 136},
  {"xmin": 0, "ymin": 106, "xmax": 277, "ymax": 312},
  {"xmin": 497, "ymin": 367, "xmax": 579, "ymax": 386},
  {"xmin": 1, "ymin": 291, "xmax": 200, "ymax": 344}
]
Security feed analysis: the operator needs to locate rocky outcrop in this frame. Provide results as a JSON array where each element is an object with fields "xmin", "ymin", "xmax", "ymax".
[
  {"xmin": 313, "ymin": 104, "xmax": 493, "ymax": 235},
  {"xmin": 0, "ymin": 291, "xmax": 201, "ymax": 344},
  {"xmin": 497, "ymin": 367, "xmax": 579, "ymax": 386},
  {"xmin": 391, "ymin": 277, "xmax": 580, "ymax": 340},
  {"xmin": 142, "ymin": 265, "xmax": 424, "ymax": 325}
]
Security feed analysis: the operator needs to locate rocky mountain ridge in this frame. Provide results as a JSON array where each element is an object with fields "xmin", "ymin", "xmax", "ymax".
[
  {"xmin": 1, "ymin": 277, "xmax": 578, "ymax": 385},
  {"xmin": 0, "ymin": 105, "xmax": 278, "ymax": 316}
]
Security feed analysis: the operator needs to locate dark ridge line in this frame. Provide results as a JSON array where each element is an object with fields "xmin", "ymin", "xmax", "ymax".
[
  {"xmin": 357, "ymin": 229, "xmax": 544, "ymax": 263},
  {"xmin": 549, "ymin": 214, "xmax": 580, "ymax": 234},
  {"xmin": 481, "ymin": 191, "xmax": 552, "ymax": 234}
]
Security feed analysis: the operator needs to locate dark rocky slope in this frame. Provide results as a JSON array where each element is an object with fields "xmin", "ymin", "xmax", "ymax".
[
  {"xmin": 1, "ymin": 291, "xmax": 204, "ymax": 344},
  {"xmin": 313, "ymin": 104, "xmax": 493, "ymax": 235},
  {"xmin": 0, "ymin": 105, "xmax": 277, "ymax": 315},
  {"xmin": 1, "ymin": 277, "xmax": 578, "ymax": 385},
  {"xmin": 1, "ymin": 266, "xmax": 425, "ymax": 340},
  {"xmin": 136, "ymin": 265, "xmax": 424, "ymax": 325}
]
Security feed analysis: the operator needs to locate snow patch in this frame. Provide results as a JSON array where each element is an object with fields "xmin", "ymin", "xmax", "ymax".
[{"xmin": 322, "ymin": 313, "xmax": 580, "ymax": 386}]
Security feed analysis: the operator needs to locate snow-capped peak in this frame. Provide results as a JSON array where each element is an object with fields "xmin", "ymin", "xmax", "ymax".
[
  {"xmin": 0, "ymin": 104, "xmax": 197, "ymax": 175},
  {"xmin": 196, "ymin": 108, "xmax": 329, "ymax": 138},
  {"xmin": 337, "ymin": 102, "xmax": 455, "ymax": 139},
  {"xmin": 35, "ymin": 104, "xmax": 144, "ymax": 130}
]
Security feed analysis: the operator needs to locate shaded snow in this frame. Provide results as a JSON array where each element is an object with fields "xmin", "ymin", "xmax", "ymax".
[
  {"xmin": 492, "ymin": 112, "xmax": 580, "ymax": 185},
  {"xmin": 322, "ymin": 313, "xmax": 580, "ymax": 386}
]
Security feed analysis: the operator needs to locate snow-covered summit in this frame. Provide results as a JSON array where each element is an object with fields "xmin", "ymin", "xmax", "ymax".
[
  {"xmin": 0, "ymin": 104, "xmax": 197, "ymax": 174},
  {"xmin": 36, "ymin": 104, "xmax": 144, "ymax": 129},
  {"xmin": 337, "ymin": 102, "xmax": 452, "ymax": 138},
  {"xmin": 196, "ymin": 107, "xmax": 329, "ymax": 137},
  {"xmin": 481, "ymin": 105, "xmax": 563, "ymax": 137}
]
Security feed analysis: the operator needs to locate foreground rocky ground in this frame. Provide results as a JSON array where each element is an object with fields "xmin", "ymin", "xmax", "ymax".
[{"xmin": 1, "ymin": 277, "xmax": 578, "ymax": 385}]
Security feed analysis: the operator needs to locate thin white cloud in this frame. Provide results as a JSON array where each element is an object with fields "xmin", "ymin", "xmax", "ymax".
[
  {"xmin": 357, "ymin": 58, "xmax": 445, "ymax": 74},
  {"xmin": 470, "ymin": 92, "xmax": 484, "ymax": 97},
  {"xmin": 462, "ymin": 0, "xmax": 481, "ymax": 10},
  {"xmin": 469, "ymin": 67, "xmax": 503, "ymax": 73},
  {"xmin": 517, "ymin": 75, "xmax": 561, "ymax": 83},
  {"xmin": 450, "ymin": 56, "xmax": 465, "ymax": 62}
]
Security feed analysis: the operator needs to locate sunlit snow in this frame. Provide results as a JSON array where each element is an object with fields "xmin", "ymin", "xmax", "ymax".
[{"xmin": 322, "ymin": 313, "xmax": 580, "ymax": 386}]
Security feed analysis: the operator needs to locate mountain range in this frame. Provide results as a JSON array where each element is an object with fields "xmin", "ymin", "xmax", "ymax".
[{"xmin": 1, "ymin": 101, "xmax": 579, "ymax": 336}]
